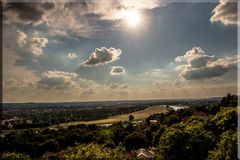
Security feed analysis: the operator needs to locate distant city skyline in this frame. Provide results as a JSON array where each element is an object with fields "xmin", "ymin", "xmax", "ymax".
[{"xmin": 3, "ymin": 0, "xmax": 238, "ymax": 102}]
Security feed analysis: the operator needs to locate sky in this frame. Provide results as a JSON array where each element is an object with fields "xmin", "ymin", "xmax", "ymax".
[{"xmin": 2, "ymin": 0, "xmax": 238, "ymax": 102}]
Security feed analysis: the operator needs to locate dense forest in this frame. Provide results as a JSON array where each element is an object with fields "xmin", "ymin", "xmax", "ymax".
[{"xmin": 0, "ymin": 94, "xmax": 238, "ymax": 160}]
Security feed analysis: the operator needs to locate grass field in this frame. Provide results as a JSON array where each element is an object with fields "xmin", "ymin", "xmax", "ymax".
[{"xmin": 58, "ymin": 105, "xmax": 167, "ymax": 127}]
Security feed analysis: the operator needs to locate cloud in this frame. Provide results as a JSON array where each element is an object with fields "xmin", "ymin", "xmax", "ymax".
[
  {"xmin": 3, "ymin": 1, "xmax": 164, "ymax": 38},
  {"xmin": 121, "ymin": 84, "xmax": 128, "ymax": 89},
  {"xmin": 79, "ymin": 78, "xmax": 99, "ymax": 88},
  {"xmin": 17, "ymin": 30, "xmax": 27, "ymax": 47},
  {"xmin": 16, "ymin": 30, "xmax": 49, "ymax": 56},
  {"xmin": 110, "ymin": 82, "xmax": 119, "ymax": 89},
  {"xmin": 84, "ymin": 0, "xmax": 162, "ymax": 21},
  {"xmin": 3, "ymin": 79, "xmax": 37, "ymax": 90},
  {"xmin": 153, "ymin": 81, "xmax": 162, "ymax": 87},
  {"xmin": 29, "ymin": 37, "xmax": 48, "ymax": 56},
  {"xmin": 82, "ymin": 88, "xmax": 95, "ymax": 95},
  {"xmin": 46, "ymin": 3, "xmax": 93, "ymax": 37},
  {"xmin": 109, "ymin": 82, "xmax": 128, "ymax": 89},
  {"xmin": 82, "ymin": 47, "xmax": 122, "ymax": 66},
  {"xmin": 110, "ymin": 66, "xmax": 126, "ymax": 75},
  {"xmin": 175, "ymin": 47, "xmax": 215, "ymax": 68},
  {"xmin": 68, "ymin": 52, "xmax": 78, "ymax": 60},
  {"xmin": 175, "ymin": 47, "xmax": 238, "ymax": 80},
  {"xmin": 144, "ymin": 68, "xmax": 165, "ymax": 77},
  {"xmin": 172, "ymin": 78, "xmax": 185, "ymax": 87},
  {"xmin": 3, "ymin": 2, "xmax": 92, "ymax": 37},
  {"xmin": 3, "ymin": 2, "xmax": 55, "ymax": 25},
  {"xmin": 38, "ymin": 70, "xmax": 79, "ymax": 90},
  {"xmin": 210, "ymin": 0, "xmax": 238, "ymax": 25}
]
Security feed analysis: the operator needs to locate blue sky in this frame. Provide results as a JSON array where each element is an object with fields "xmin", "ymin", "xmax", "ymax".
[{"xmin": 3, "ymin": 0, "xmax": 238, "ymax": 102}]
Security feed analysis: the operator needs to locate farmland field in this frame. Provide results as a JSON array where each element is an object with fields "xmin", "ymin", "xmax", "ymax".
[{"xmin": 59, "ymin": 105, "xmax": 167, "ymax": 127}]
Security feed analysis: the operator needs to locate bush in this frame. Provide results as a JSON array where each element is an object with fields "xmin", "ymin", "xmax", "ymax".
[{"xmin": 1, "ymin": 152, "xmax": 32, "ymax": 160}]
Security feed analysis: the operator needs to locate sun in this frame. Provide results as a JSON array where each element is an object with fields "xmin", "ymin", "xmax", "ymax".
[{"xmin": 124, "ymin": 10, "xmax": 141, "ymax": 28}]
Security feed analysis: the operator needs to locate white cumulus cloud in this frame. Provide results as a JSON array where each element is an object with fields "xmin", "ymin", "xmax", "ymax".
[
  {"xmin": 68, "ymin": 52, "xmax": 78, "ymax": 60},
  {"xmin": 210, "ymin": 0, "xmax": 238, "ymax": 25},
  {"xmin": 38, "ymin": 70, "xmax": 79, "ymax": 90},
  {"xmin": 29, "ymin": 37, "xmax": 48, "ymax": 56},
  {"xmin": 110, "ymin": 66, "xmax": 126, "ymax": 75},
  {"xmin": 83, "ymin": 47, "xmax": 122, "ymax": 66},
  {"xmin": 17, "ymin": 30, "xmax": 27, "ymax": 48},
  {"xmin": 175, "ymin": 47, "xmax": 238, "ymax": 80}
]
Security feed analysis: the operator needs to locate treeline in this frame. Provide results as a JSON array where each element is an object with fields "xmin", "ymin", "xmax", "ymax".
[{"xmin": 1, "ymin": 94, "xmax": 238, "ymax": 160}]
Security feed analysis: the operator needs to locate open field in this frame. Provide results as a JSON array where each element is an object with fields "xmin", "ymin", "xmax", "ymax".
[{"xmin": 58, "ymin": 105, "xmax": 167, "ymax": 127}]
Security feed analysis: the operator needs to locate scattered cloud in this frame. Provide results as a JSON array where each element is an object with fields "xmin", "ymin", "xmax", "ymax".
[
  {"xmin": 17, "ymin": 30, "xmax": 27, "ymax": 47},
  {"xmin": 29, "ymin": 37, "xmax": 48, "ymax": 56},
  {"xmin": 3, "ymin": 2, "xmax": 55, "ymax": 25},
  {"xmin": 153, "ymin": 81, "xmax": 162, "ymax": 87},
  {"xmin": 144, "ymin": 68, "xmax": 165, "ymax": 77},
  {"xmin": 46, "ymin": 3, "xmax": 92, "ymax": 37},
  {"xmin": 3, "ymin": 79, "xmax": 37, "ymax": 90},
  {"xmin": 110, "ymin": 66, "xmax": 126, "ymax": 75},
  {"xmin": 83, "ymin": 47, "xmax": 122, "ymax": 66},
  {"xmin": 175, "ymin": 47, "xmax": 215, "ymax": 68},
  {"xmin": 38, "ymin": 70, "xmax": 79, "ymax": 90},
  {"xmin": 210, "ymin": 0, "xmax": 238, "ymax": 25},
  {"xmin": 84, "ymin": 0, "xmax": 163, "ymax": 21},
  {"xmin": 121, "ymin": 84, "xmax": 128, "ymax": 89},
  {"xmin": 3, "ymin": 1, "xmax": 164, "ymax": 38},
  {"xmin": 172, "ymin": 78, "xmax": 185, "ymax": 87},
  {"xmin": 110, "ymin": 82, "xmax": 119, "ymax": 89},
  {"xmin": 82, "ymin": 88, "xmax": 95, "ymax": 95},
  {"xmin": 109, "ymin": 82, "xmax": 128, "ymax": 90},
  {"xmin": 175, "ymin": 47, "xmax": 238, "ymax": 80},
  {"xmin": 153, "ymin": 80, "xmax": 171, "ymax": 91},
  {"xmin": 68, "ymin": 52, "xmax": 78, "ymax": 60},
  {"xmin": 16, "ymin": 30, "xmax": 49, "ymax": 56},
  {"xmin": 79, "ymin": 78, "xmax": 99, "ymax": 88}
]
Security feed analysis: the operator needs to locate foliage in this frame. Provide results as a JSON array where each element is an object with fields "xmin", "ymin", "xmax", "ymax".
[
  {"xmin": 208, "ymin": 130, "xmax": 238, "ymax": 160},
  {"xmin": 152, "ymin": 125, "xmax": 166, "ymax": 147},
  {"xmin": 64, "ymin": 143, "xmax": 128, "ymax": 160},
  {"xmin": 129, "ymin": 115, "xmax": 134, "ymax": 121},
  {"xmin": 124, "ymin": 131, "xmax": 148, "ymax": 151},
  {"xmin": 211, "ymin": 107, "xmax": 237, "ymax": 132},
  {"xmin": 157, "ymin": 126, "xmax": 187, "ymax": 160},
  {"xmin": 1, "ymin": 93, "xmax": 238, "ymax": 159},
  {"xmin": 1, "ymin": 152, "xmax": 32, "ymax": 160},
  {"xmin": 40, "ymin": 139, "xmax": 60, "ymax": 153},
  {"xmin": 220, "ymin": 93, "xmax": 238, "ymax": 107}
]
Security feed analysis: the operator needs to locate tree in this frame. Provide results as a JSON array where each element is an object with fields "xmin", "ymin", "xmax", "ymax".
[
  {"xmin": 211, "ymin": 107, "xmax": 237, "ymax": 133},
  {"xmin": 157, "ymin": 118, "xmax": 216, "ymax": 160},
  {"xmin": 64, "ymin": 143, "xmax": 127, "ymax": 160},
  {"xmin": 129, "ymin": 115, "xmax": 134, "ymax": 121},
  {"xmin": 152, "ymin": 126, "xmax": 165, "ymax": 147},
  {"xmin": 183, "ymin": 122, "xmax": 215, "ymax": 160},
  {"xmin": 124, "ymin": 132, "xmax": 148, "ymax": 151},
  {"xmin": 220, "ymin": 93, "xmax": 238, "ymax": 107},
  {"xmin": 163, "ymin": 114, "xmax": 180, "ymax": 126},
  {"xmin": 208, "ymin": 130, "xmax": 237, "ymax": 160},
  {"xmin": 157, "ymin": 127, "xmax": 186, "ymax": 160},
  {"xmin": 40, "ymin": 139, "xmax": 59, "ymax": 154}
]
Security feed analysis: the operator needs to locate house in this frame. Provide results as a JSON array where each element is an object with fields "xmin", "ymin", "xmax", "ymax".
[
  {"xmin": 136, "ymin": 148, "xmax": 155, "ymax": 159},
  {"xmin": 149, "ymin": 120, "xmax": 158, "ymax": 124},
  {"xmin": 42, "ymin": 151, "xmax": 58, "ymax": 160}
]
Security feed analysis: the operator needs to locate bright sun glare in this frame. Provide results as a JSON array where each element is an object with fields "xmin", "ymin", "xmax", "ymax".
[{"xmin": 124, "ymin": 10, "xmax": 141, "ymax": 28}]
